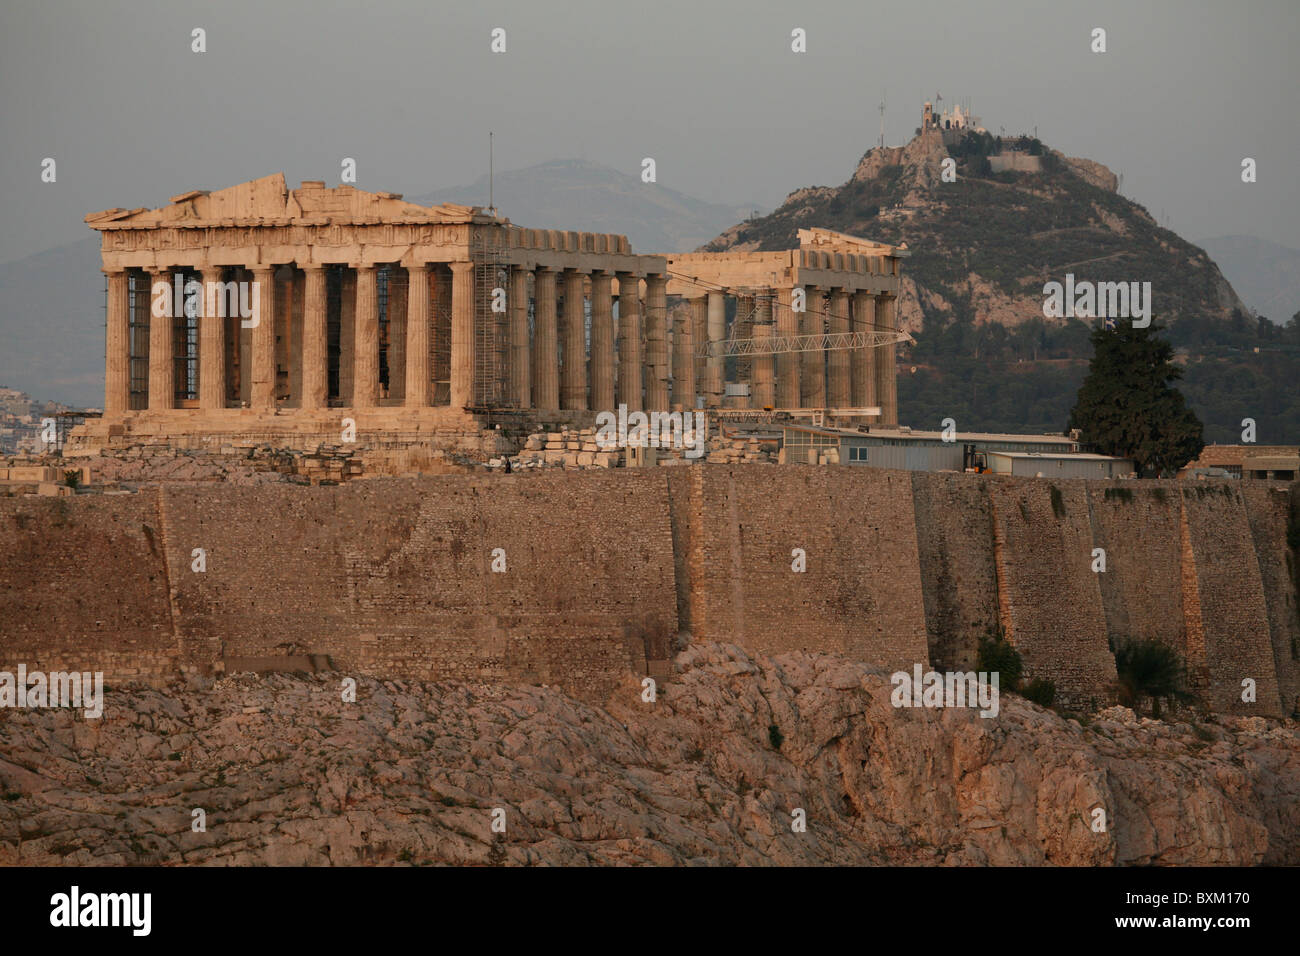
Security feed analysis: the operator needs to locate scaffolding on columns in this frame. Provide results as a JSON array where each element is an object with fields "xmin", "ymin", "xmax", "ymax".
[
  {"xmin": 470, "ymin": 226, "xmax": 510, "ymax": 407},
  {"xmin": 698, "ymin": 327, "xmax": 911, "ymax": 360},
  {"xmin": 732, "ymin": 294, "xmax": 759, "ymax": 383},
  {"xmin": 691, "ymin": 285, "xmax": 910, "ymax": 360}
]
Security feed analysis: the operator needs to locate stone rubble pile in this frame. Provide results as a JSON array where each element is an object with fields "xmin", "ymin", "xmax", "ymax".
[
  {"xmin": 507, "ymin": 427, "xmax": 621, "ymax": 470},
  {"xmin": 27, "ymin": 422, "xmax": 779, "ymax": 483},
  {"xmin": 488, "ymin": 426, "xmax": 777, "ymax": 471}
]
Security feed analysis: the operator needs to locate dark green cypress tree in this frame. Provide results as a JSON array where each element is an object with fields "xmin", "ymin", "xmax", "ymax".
[{"xmin": 1068, "ymin": 318, "xmax": 1204, "ymax": 476}]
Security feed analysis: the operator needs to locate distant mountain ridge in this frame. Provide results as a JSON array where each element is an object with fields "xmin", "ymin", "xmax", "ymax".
[
  {"xmin": 412, "ymin": 159, "xmax": 754, "ymax": 254},
  {"xmin": 1196, "ymin": 235, "xmax": 1300, "ymax": 324},
  {"xmin": 0, "ymin": 236, "xmax": 105, "ymax": 409}
]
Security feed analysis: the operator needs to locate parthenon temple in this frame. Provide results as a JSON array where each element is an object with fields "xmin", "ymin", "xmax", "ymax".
[{"xmin": 81, "ymin": 173, "xmax": 906, "ymax": 447}]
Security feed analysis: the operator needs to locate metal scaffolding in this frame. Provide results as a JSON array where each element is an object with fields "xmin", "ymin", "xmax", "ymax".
[
  {"xmin": 698, "ymin": 327, "xmax": 911, "ymax": 359},
  {"xmin": 471, "ymin": 227, "xmax": 509, "ymax": 406}
]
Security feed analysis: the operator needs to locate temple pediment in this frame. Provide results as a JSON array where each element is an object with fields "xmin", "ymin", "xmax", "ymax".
[
  {"xmin": 85, "ymin": 173, "xmax": 492, "ymax": 229},
  {"xmin": 797, "ymin": 227, "xmax": 909, "ymax": 257}
]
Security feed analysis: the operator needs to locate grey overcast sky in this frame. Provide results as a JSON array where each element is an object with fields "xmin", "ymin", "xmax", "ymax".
[{"xmin": 1, "ymin": 0, "xmax": 1296, "ymax": 263}]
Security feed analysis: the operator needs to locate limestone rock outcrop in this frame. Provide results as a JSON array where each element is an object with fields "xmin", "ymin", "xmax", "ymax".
[
  {"xmin": 1058, "ymin": 152, "xmax": 1120, "ymax": 193},
  {"xmin": 1, "ymin": 644, "xmax": 1294, "ymax": 866}
]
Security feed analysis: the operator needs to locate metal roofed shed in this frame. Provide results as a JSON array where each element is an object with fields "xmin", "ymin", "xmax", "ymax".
[
  {"xmin": 984, "ymin": 451, "xmax": 1134, "ymax": 479},
  {"xmin": 780, "ymin": 424, "xmax": 1089, "ymax": 471}
]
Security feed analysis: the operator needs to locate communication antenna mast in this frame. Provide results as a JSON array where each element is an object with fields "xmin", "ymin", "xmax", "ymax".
[
  {"xmin": 878, "ymin": 89, "xmax": 886, "ymax": 149},
  {"xmin": 488, "ymin": 131, "xmax": 496, "ymax": 217}
]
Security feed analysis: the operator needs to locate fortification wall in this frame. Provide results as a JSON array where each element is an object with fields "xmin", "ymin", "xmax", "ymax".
[
  {"xmin": 687, "ymin": 466, "xmax": 930, "ymax": 671},
  {"xmin": 1180, "ymin": 484, "xmax": 1281, "ymax": 715},
  {"xmin": 989, "ymin": 479, "xmax": 1116, "ymax": 709},
  {"xmin": 1241, "ymin": 484, "xmax": 1300, "ymax": 715},
  {"xmin": 0, "ymin": 492, "xmax": 179, "ymax": 683},
  {"xmin": 1085, "ymin": 484, "xmax": 1186, "ymax": 654},
  {"xmin": 0, "ymin": 469, "xmax": 1294, "ymax": 715},
  {"xmin": 911, "ymin": 472, "xmax": 1000, "ymax": 671},
  {"xmin": 156, "ymin": 473, "xmax": 678, "ymax": 702}
]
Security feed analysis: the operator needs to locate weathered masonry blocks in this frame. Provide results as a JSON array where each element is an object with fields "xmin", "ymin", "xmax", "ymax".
[
  {"xmin": 988, "ymin": 481, "xmax": 1116, "ymax": 709},
  {"xmin": 910, "ymin": 472, "xmax": 1000, "ymax": 673},
  {"xmin": 1, "ymin": 470, "xmax": 1296, "ymax": 716},
  {"xmin": 680, "ymin": 466, "xmax": 930, "ymax": 671}
]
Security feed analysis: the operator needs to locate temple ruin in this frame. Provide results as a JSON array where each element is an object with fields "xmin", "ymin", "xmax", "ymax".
[{"xmin": 77, "ymin": 173, "xmax": 907, "ymax": 451}]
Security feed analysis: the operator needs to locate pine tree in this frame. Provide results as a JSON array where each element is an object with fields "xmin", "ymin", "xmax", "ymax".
[{"xmin": 1068, "ymin": 319, "xmax": 1204, "ymax": 476}]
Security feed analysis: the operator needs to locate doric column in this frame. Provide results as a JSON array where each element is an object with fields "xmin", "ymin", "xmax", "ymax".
[
  {"xmin": 199, "ymin": 265, "xmax": 226, "ymax": 411},
  {"xmin": 560, "ymin": 269, "xmax": 587, "ymax": 410},
  {"xmin": 691, "ymin": 296, "xmax": 708, "ymax": 392},
  {"xmin": 404, "ymin": 263, "xmax": 430, "ymax": 407},
  {"xmin": 751, "ymin": 291, "xmax": 775, "ymax": 409},
  {"xmin": 801, "ymin": 285, "xmax": 825, "ymax": 409},
  {"xmin": 616, "ymin": 272, "xmax": 642, "ymax": 411},
  {"xmin": 300, "ymin": 264, "xmax": 328, "ymax": 410},
  {"xmin": 147, "ymin": 267, "xmax": 173, "ymax": 410},
  {"xmin": 449, "ymin": 261, "xmax": 475, "ymax": 408},
  {"xmin": 875, "ymin": 294, "xmax": 899, "ymax": 425},
  {"xmin": 706, "ymin": 291, "xmax": 725, "ymax": 407},
  {"xmin": 828, "ymin": 288, "xmax": 851, "ymax": 408},
  {"xmin": 508, "ymin": 266, "xmax": 531, "ymax": 407},
  {"xmin": 532, "ymin": 268, "xmax": 559, "ymax": 410},
  {"xmin": 852, "ymin": 291, "xmax": 877, "ymax": 410},
  {"xmin": 589, "ymin": 271, "xmax": 614, "ymax": 412},
  {"xmin": 673, "ymin": 304, "xmax": 696, "ymax": 411},
  {"xmin": 250, "ymin": 266, "xmax": 276, "ymax": 410},
  {"xmin": 234, "ymin": 267, "xmax": 252, "ymax": 407},
  {"xmin": 104, "ymin": 269, "xmax": 130, "ymax": 414},
  {"xmin": 643, "ymin": 274, "xmax": 669, "ymax": 411},
  {"xmin": 353, "ymin": 265, "xmax": 379, "ymax": 408},
  {"xmin": 775, "ymin": 287, "xmax": 799, "ymax": 408}
]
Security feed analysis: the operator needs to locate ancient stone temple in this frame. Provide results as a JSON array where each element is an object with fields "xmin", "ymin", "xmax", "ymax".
[{"xmin": 79, "ymin": 173, "xmax": 906, "ymax": 450}]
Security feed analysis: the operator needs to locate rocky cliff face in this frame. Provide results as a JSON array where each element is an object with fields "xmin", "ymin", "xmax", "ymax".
[
  {"xmin": 2, "ymin": 644, "xmax": 1295, "ymax": 865},
  {"xmin": 1060, "ymin": 153, "xmax": 1120, "ymax": 193}
]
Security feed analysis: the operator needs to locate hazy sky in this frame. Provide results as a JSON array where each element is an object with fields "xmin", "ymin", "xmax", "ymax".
[{"xmin": 2, "ymin": 0, "xmax": 1297, "ymax": 263}]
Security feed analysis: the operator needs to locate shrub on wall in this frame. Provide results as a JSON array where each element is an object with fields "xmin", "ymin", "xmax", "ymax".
[
  {"xmin": 977, "ymin": 630, "xmax": 1023, "ymax": 692},
  {"xmin": 1021, "ymin": 678, "xmax": 1056, "ymax": 707},
  {"xmin": 1109, "ymin": 636, "xmax": 1189, "ymax": 717}
]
